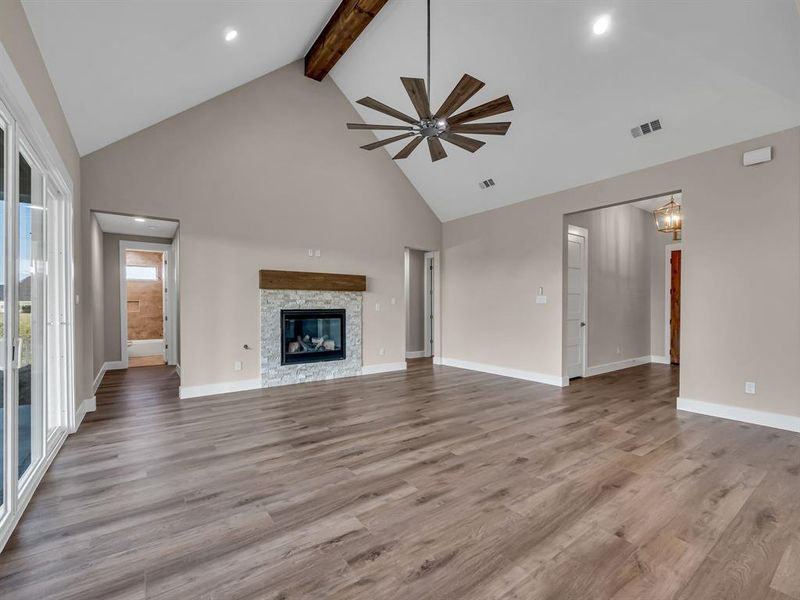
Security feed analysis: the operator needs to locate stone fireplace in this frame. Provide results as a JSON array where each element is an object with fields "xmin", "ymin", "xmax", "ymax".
[{"xmin": 259, "ymin": 270, "xmax": 365, "ymax": 387}]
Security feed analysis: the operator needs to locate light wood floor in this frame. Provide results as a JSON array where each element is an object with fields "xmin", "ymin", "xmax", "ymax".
[{"xmin": 1, "ymin": 361, "xmax": 799, "ymax": 599}]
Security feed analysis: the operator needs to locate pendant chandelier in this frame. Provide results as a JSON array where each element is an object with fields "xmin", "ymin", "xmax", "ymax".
[{"xmin": 653, "ymin": 196, "xmax": 682, "ymax": 241}]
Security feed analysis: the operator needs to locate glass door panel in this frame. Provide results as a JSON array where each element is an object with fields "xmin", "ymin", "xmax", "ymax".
[{"xmin": 17, "ymin": 153, "xmax": 44, "ymax": 482}]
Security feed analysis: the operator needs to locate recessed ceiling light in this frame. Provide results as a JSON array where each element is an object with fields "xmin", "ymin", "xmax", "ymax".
[
  {"xmin": 224, "ymin": 28, "xmax": 238, "ymax": 42},
  {"xmin": 134, "ymin": 217, "xmax": 146, "ymax": 223},
  {"xmin": 593, "ymin": 14, "xmax": 611, "ymax": 35}
]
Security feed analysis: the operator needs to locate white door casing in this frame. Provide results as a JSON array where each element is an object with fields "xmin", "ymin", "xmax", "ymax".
[{"xmin": 566, "ymin": 226, "xmax": 588, "ymax": 378}]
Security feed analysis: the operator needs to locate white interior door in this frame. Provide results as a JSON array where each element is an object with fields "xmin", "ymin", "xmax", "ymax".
[
  {"xmin": 424, "ymin": 252, "xmax": 434, "ymax": 357},
  {"xmin": 566, "ymin": 227, "xmax": 587, "ymax": 378}
]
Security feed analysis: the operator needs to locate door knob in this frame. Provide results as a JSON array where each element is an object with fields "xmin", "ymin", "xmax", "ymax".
[{"xmin": 580, "ymin": 322, "xmax": 586, "ymax": 327}]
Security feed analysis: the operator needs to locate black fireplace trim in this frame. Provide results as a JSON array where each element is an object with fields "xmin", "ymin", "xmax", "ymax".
[{"xmin": 280, "ymin": 308, "xmax": 346, "ymax": 366}]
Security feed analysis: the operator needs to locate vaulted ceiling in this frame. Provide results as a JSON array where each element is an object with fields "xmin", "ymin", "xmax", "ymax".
[{"xmin": 23, "ymin": 1, "xmax": 800, "ymax": 221}]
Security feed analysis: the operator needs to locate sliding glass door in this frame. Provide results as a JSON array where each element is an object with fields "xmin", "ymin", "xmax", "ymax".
[
  {"xmin": 17, "ymin": 151, "xmax": 45, "ymax": 484},
  {"xmin": 0, "ymin": 94, "xmax": 73, "ymax": 551}
]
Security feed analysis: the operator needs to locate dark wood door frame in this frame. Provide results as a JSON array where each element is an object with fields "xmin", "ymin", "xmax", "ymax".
[{"xmin": 670, "ymin": 249, "xmax": 681, "ymax": 365}]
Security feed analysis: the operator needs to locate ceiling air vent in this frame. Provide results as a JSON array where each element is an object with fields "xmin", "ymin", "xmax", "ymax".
[
  {"xmin": 479, "ymin": 178, "xmax": 496, "ymax": 189},
  {"xmin": 631, "ymin": 119, "xmax": 662, "ymax": 138}
]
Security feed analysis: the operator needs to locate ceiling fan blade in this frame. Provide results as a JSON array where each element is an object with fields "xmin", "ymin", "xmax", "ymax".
[
  {"xmin": 393, "ymin": 136, "xmax": 423, "ymax": 159},
  {"xmin": 401, "ymin": 77, "xmax": 431, "ymax": 120},
  {"xmin": 435, "ymin": 74, "xmax": 485, "ymax": 119},
  {"xmin": 347, "ymin": 123, "xmax": 416, "ymax": 131},
  {"xmin": 360, "ymin": 132, "xmax": 416, "ymax": 151},
  {"xmin": 357, "ymin": 97, "xmax": 419, "ymax": 125},
  {"xmin": 448, "ymin": 95, "xmax": 514, "ymax": 125},
  {"xmin": 448, "ymin": 122, "xmax": 511, "ymax": 135},
  {"xmin": 440, "ymin": 132, "xmax": 485, "ymax": 153},
  {"xmin": 427, "ymin": 137, "xmax": 447, "ymax": 162}
]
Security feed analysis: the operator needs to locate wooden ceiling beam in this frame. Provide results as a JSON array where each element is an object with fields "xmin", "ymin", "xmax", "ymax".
[{"xmin": 304, "ymin": 0, "xmax": 388, "ymax": 81}]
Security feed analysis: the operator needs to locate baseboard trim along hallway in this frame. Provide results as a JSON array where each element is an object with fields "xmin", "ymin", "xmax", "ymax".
[{"xmin": 677, "ymin": 397, "xmax": 800, "ymax": 433}]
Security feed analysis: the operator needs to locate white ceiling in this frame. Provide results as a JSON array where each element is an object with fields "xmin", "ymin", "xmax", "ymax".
[
  {"xmin": 22, "ymin": 0, "xmax": 338, "ymax": 156},
  {"xmin": 24, "ymin": 1, "xmax": 800, "ymax": 222},
  {"xmin": 94, "ymin": 212, "xmax": 179, "ymax": 238}
]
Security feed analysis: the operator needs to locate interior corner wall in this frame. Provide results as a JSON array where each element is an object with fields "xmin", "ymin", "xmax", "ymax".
[
  {"xmin": 81, "ymin": 60, "xmax": 441, "ymax": 389},
  {"xmin": 442, "ymin": 126, "xmax": 800, "ymax": 419},
  {"xmin": 565, "ymin": 204, "xmax": 652, "ymax": 368},
  {"xmin": 0, "ymin": 0, "xmax": 88, "ymax": 406},
  {"xmin": 406, "ymin": 249, "xmax": 426, "ymax": 353},
  {"xmin": 102, "ymin": 233, "xmax": 173, "ymax": 363}
]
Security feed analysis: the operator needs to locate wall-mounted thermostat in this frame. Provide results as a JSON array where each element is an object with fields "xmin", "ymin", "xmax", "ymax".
[{"xmin": 743, "ymin": 146, "xmax": 772, "ymax": 166}]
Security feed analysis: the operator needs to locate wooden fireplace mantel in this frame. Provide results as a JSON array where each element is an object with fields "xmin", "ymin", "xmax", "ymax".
[{"xmin": 259, "ymin": 270, "xmax": 367, "ymax": 292}]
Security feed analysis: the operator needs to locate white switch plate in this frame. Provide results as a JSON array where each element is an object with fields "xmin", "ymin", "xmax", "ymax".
[
  {"xmin": 375, "ymin": 303, "xmax": 380, "ymax": 311},
  {"xmin": 379, "ymin": 347, "xmax": 385, "ymax": 356},
  {"xmin": 234, "ymin": 360, "xmax": 243, "ymax": 371},
  {"xmin": 307, "ymin": 249, "xmax": 313, "ymax": 257},
  {"xmin": 535, "ymin": 295, "xmax": 547, "ymax": 304},
  {"xmin": 745, "ymin": 381, "xmax": 756, "ymax": 394},
  {"xmin": 390, "ymin": 297, "xmax": 396, "ymax": 305}
]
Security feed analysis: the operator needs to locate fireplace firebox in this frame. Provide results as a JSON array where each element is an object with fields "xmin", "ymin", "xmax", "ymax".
[{"xmin": 281, "ymin": 309, "xmax": 346, "ymax": 365}]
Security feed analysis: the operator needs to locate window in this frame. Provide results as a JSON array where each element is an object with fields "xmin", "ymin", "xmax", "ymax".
[{"xmin": 126, "ymin": 265, "xmax": 158, "ymax": 281}]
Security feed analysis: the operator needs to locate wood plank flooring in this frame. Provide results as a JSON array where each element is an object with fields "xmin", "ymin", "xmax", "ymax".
[{"xmin": 1, "ymin": 360, "xmax": 799, "ymax": 599}]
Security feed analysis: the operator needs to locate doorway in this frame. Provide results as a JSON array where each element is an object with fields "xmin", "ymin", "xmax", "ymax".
[
  {"xmin": 566, "ymin": 225, "xmax": 588, "ymax": 378},
  {"xmin": 405, "ymin": 248, "xmax": 438, "ymax": 366},
  {"xmin": 119, "ymin": 240, "xmax": 176, "ymax": 369}
]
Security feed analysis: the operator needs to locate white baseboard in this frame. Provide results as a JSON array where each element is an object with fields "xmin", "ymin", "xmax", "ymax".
[
  {"xmin": 677, "ymin": 397, "xmax": 800, "ymax": 433},
  {"xmin": 650, "ymin": 355, "xmax": 671, "ymax": 365},
  {"xmin": 585, "ymin": 355, "xmax": 652, "ymax": 377},
  {"xmin": 361, "ymin": 362, "xmax": 407, "ymax": 376},
  {"xmin": 439, "ymin": 357, "xmax": 567, "ymax": 387},
  {"xmin": 405, "ymin": 350, "xmax": 426, "ymax": 359},
  {"xmin": 93, "ymin": 360, "xmax": 127, "ymax": 394},
  {"xmin": 433, "ymin": 356, "xmax": 443, "ymax": 365},
  {"xmin": 179, "ymin": 378, "xmax": 262, "ymax": 400},
  {"xmin": 72, "ymin": 397, "xmax": 96, "ymax": 433},
  {"xmin": 92, "ymin": 365, "xmax": 107, "ymax": 395}
]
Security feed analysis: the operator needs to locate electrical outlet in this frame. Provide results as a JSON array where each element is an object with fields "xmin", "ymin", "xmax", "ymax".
[
  {"xmin": 379, "ymin": 347, "xmax": 385, "ymax": 356},
  {"xmin": 745, "ymin": 381, "xmax": 756, "ymax": 394},
  {"xmin": 616, "ymin": 346, "xmax": 621, "ymax": 355},
  {"xmin": 234, "ymin": 360, "xmax": 243, "ymax": 371},
  {"xmin": 375, "ymin": 303, "xmax": 380, "ymax": 312},
  {"xmin": 315, "ymin": 249, "xmax": 321, "ymax": 257}
]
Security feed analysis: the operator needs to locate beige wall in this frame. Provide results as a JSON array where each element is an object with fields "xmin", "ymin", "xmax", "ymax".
[
  {"xmin": 82, "ymin": 61, "xmax": 441, "ymax": 388},
  {"xmin": 406, "ymin": 249, "xmax": 426, "ymax": 354},
  {"xmin": 566, "ymin": 204, "xmax": 652, "ymax": 367},
  {"xmin": 0, "ymin": 0, "xmax": 88, "ymax": 406},
  {"xmin": 443, "ymin": 126, "xmax": 800, "ymax": 418},
  {"xmin": 90, "ymin": 214, "xmax": 104, "ymax": 376},
  {"xmin": 101, "ymin": 233, "xmax": 173, "ymax": 364}
]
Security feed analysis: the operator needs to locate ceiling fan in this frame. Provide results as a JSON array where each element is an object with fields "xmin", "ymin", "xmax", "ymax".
[{"xmin": 346, "ymin": 0, "xmax": 513, "ymax": 162}]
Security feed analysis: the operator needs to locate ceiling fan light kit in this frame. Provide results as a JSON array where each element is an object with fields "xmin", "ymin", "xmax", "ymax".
[{"xmin": 346, "ymin": 0, "xmax": 513, "ymax": 162}]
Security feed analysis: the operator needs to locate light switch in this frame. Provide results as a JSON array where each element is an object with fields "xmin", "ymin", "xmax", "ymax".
[
  {"xmin": 391, "ymin": 297, "xmax": 397, "ymax": 305},
  {"xmin": 307, "ymin": 249, "xmax": 313, "ymax": 257},
  {"xmin": 375, "ymin": 303, "xmax": 380, "ymax": 311}
]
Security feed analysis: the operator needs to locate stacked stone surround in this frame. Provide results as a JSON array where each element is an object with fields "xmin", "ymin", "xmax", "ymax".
[{"xmin": 260, "ymin": 289, "xmax": 362, "ymax": 387}]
